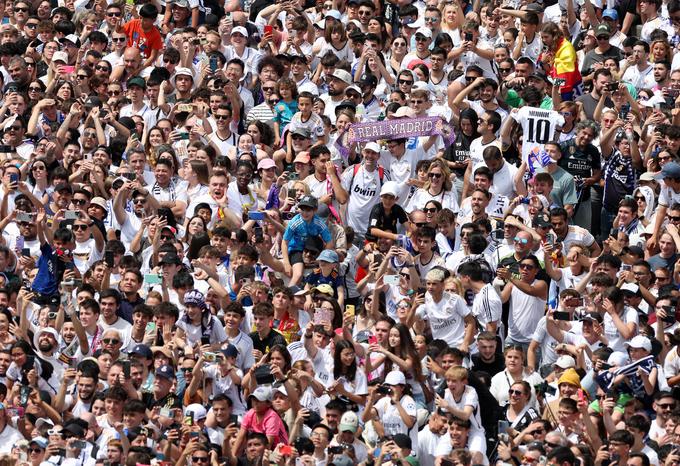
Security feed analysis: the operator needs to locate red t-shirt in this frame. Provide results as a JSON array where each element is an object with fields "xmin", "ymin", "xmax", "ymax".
[{"xmin": 123, "ymin": 19, "xmax": 162, "ymax": 58}]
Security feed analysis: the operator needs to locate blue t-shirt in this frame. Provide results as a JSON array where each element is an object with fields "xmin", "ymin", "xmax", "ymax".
[
  {"xmin": 304, "ymin": 269, "xmax": 343, "ymax": 294},
  {"xmin": 273, "ymin": 100, "xmax": 299, "ymax": 136},
  {"xmin": 283, "ymin": 214, "xmax": 332, "ymax": 253},
  {"xmin": 32, "ymin": 242, "xmax": 58, "ymax": 297}
]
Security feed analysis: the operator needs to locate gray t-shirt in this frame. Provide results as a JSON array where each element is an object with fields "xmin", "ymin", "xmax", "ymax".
[{"xmin": 580, "ymin": 46, "xmax": 623, "ymax": 75}]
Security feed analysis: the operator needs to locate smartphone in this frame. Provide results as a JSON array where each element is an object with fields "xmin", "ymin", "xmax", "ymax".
[
  {"xmin": 122, "ymin": 360, "xmax": 131, "ymax": 378},
  {"xmin": 553, "ymin": 311, "xmax": 570, "ymax": 321},
  {"xmin": 20, "ymin": 385, "xmax": 31, "ymax": 407},
  {"xmin": 264, "ymin": 24, "xmax": 273, "ymax": 35},
  {"xmin": 64, "ymin": 210, "xmax": 80, "ymax": 220},
  {"xmin": 21, "ymin": 248, "xmax": 31, "ymax": 257},
  {"xmin": 201, "ymin": 336, "xmax": 210, "ymax": 345},
  {"xmin": 16, "ymin": 212, "xmax": 33, "ymax": 222},
  {"xmin": 384, "ymin": 274, "xmax": 400, "ymax": 285},
  {"xmin": 465, "ymin": 32, "xmax": 473, "ymax": 41},
  {"xmin": 9, "ymin": 173, "xmax": 18, "ymax": 185},
  {"xmin": 209, "ymin": 55, "xmax": 218, "ymax": 72},
  {"xmin": 368, "ymin": 335, "xmax": 378, "ymax": 345},
  {"xmin": 191, "ymin": 37, "xmax": 201, "ymax": 46},
  {"xmin": 248, "ymin": 211, "xmax": 265, "ymax": 221},
  {"xmin": 204, "ymin": 352, "xmax": 217, "ymax": 362},
  {"xmin": 179, "ymin": 132, "xmax": 191, "ymax": 140},
  {"xmin": 346, "ymin": 304, "xmax": 355, "ymax": 318},
  {"xmin": 280, "ymin": 445, "xmax": 293, "ymax": 456},
  {"xmin": 61, "ymin": 65, "xmax": 75, "ymax": 74},
  {"xmin": 183, "ymin": 412, "xmax": 194, "ymax": 426},
  {"xmin": 328, "ymin": 446, "xmax": 343, "ymax": 455},
  {"xmin": 177, "ymin": 103, "xmax": 193, "ymax": 113},
  {"xmin": 105, "ymin": 250, "xmax": 115, "ymax": 268},
  {"xmin": 545, "ymin": 233, "xmax": 556, "ymax": 246},
  {"xmin": 72, "ymin": 440, "xmax": 87, "ymax": 450},
  {"xmin": 498, "ymin": 420, "xmax": 510, "ymax": 435},
  {"xmin": 159, "ymin": 407, "xmax": 173, "ymax": 418},
  {"xmin": 144, "ymin": 273, "xmax": 163, "ymax": 284},
  {"xmin": 15, "ymin": 236, "xmax": 24, "ymax": 251},
  {"xmin": 254, "ymin": 225, "xmax": 264, "ymax": 243},
  {"xmin": 663, "ymin": 305, "xmax": 676, "ymax": 323},
  {"xmin": 607, "ymin": 81, "xmax": 619, "ymax": 92},
  {"xmin": 288, "ymin": 172, "xmax": 299, "ymax": 181},
  {"xmin": 577, "ymin": 388, "xmax": 585, "ymax": 403},
  {"xmin": 126, "ymin": 0, "xmax": 134, "ymax": 5},
  {"xmin": 122, "ymin": 172, "xmax": 136, "ymax": 181},
  {"xmin": 621, "ymin": 264, "xmax": 632, "ymax": 272}
]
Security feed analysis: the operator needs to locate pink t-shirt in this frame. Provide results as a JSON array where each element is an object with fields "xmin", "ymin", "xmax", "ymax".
[{"xmin": 241, "ymin": 408, "xmax": 289, "ymax": 447}]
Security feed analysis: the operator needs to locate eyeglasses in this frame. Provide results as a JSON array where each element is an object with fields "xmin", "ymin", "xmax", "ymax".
[
  {"xmin": 192, "ymin": 457, "xmax": 209, "ymax": 463},
  {"xmin": 508, "ymin": 389, "xmax": 524, "ymax": 396},
  {"xmin": 529, "ymin": 428, "xmax": 545, "ymax": 435},
  {"xmin": 596, "ymin": 35, "xmax": 609, "ymax": 40},
  {"xmin": 465, "ymin": 76, "xmax": 476, "ymax": 82},
  {"xmin": 292, "ymin": 135, "xmax": 307, "ymax": 141},
  {"xmin": 72, "ymin": 224, "xmax": 89, "ymax": 231},
  {"xmin": 14, "ymin": 7, "xmax": 28, "ymax": 12},
  {"xmin": 397, "ymin": 79, "xmax": 413, "ymax": 85},
  {"xmin": 111, "ymin": 37, "xmax": 126, "ymax": 42},
  {"xmin": 32, "ymin": 165, "xmax": 46, "ymax": 171},
  {"xmin": 108, "ymin": 90, "xmax": 121, "ymax": 96},
  {"xmin": 668, "ymin": 216, "xmax": 680, "ymax": 222},
  {"xmin": 107, "ymin": 11, "xmax": 122, "ymax": 17},
  {"xmin": 103, "ymin": 338, "xmax": 120, "ymax": 344},
  {"xmin": 514, "ymin": 237, "xmax": 529, "ymax": 244},
  {"xmin": 400, "ymin": 272, "xmax": 410, "ymax": 278},
  {"xmin": 659, "ymin": 403, "xmax": 676, "ymax": 409},
  {"xmin": 262, "ymin": 86, "xmax": 275, "ymax": 92},
  {"xmin": 84, "ymin": 132, "xmax": 96, "ymax": 138},
  {"xmin": 132, "ymin": 198, "xmax": 146, "ymax": 204},
  {"xmin": 410, "ymin": 99, "xmax": 424, "ymax": 105},
  {"xmin": 428, "ymin": 172, "xmax": 442, "ymax": 179},
  {"xmin": 394, "ymin": 42, "xmax": 406, "ymax": 47},
  {"xmin": 414, "ymin": 222, "xmax": 428, "ymax": 228},
  {"xmin": 95, "ymin": 65, "xmax": 110, "ymax": 72},
  {"xmin": 560, "ymin": 111, "xmax": 572, "ymax": 117},
  {"xmin": 72, "ymin": 199, "xmax": 88, "ymax": 206},
  {"xmin": 415, "ymin": 35, "xmax": 429, "ymax": 42},
  {"xmin": 7, "ymin": 125, "xmax": 21, "ymax": 131},
  {"xmin": 425, "ymin": 17, "xmax": 438, "ymax": 22},
  {"xmin": 358, "ymin": 10, "xmax": 372, "ymax": 16},
  {"xmin": 499, "ymin": 67, "xmax": 512, "ymax": 73},
  {"xmin": 28, "ymin": 86, "xmax": 42, "ymax": 91},
  {"xmin": 28, "ymin": 448, "xmax": 44, "ymax": 453},
  {"xmin": 424, "ymin": 207, "xmax": 438, "ymax": 214},
  {"xmin": 26, "ymin": 23, "xmax": 38, "ymax": 29},
  {"xmin": 215, "ymin": 114, "xmax": 230, "ymax": 120}
]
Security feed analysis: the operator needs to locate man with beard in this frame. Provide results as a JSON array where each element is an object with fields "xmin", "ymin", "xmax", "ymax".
[
  {"xmin": 205, "ymin": 394, "xmax": 238, "ymax": 447},
  {"xmin": 2, "ymin": 116, "xmax": 34, "ymax": 160},
  {"xmin": 33, "ymin": 327, "xmax": 63, "ymax": 394},
  {"xmin": 577, "ymin": 69, "xmax": 615, "ymax": 120},
  {"xmin": 652, "ymin": 61, "xmax": 672, "ymax": 92},
  {"xmin": 110, "ymin": 47, "xmax": 145, "ymax": 90},
  {"xmin": 142, "ymin": 364, "xmax": 181, "ymax": 410},
  {"xmin": 112, "ymin": 182, "xmax": 161, "ymax": 245},
  {"xmin": 321, "ymin": 69, "xmax": 351, "ymax": 124},
  {"xmin": 0, "ymin": 350, "xmax": 10, "ymax": 385},
  {"xmin": 6, "ymin": 57, "xmax": 30, "ymax": 93},
  {"xmin": 55, "ymin": 367, "xmax": 99, "ymax": 418},
  {"xmin": 186, "ymin": 172, "xmax": 241, "ymax": 228},
  {"xmin": 580, "ymin": 24, "xmax": 622, "ymax": 82}
]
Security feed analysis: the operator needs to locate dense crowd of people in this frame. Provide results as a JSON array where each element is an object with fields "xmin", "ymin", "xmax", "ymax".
[{"xmin": 0, "ymin": 0, "xmax": 680, "ymax": 464}]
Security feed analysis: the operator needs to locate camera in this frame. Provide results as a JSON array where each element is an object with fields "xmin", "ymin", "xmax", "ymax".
[
  {"xmin": 534, "ymin": 381, "xmax": 557, "ymax": 396},
  {"xmin": 376, "ymin": 384, "xmax": 392, "ymax": 395}
]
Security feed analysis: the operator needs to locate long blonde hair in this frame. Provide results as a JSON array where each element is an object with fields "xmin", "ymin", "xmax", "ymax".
[{"xmin": 424, "ymin": 159, "xmax": 453, "ymax": 192}]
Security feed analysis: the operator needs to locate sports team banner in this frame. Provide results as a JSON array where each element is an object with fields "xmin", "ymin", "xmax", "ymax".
[
  {"xmin": 335, "ymin": 116, "xmax": 456, "ymax": 160},
  {"xmin": 595, "ymin": 355, "xmax": 655, "ymax": 390}
]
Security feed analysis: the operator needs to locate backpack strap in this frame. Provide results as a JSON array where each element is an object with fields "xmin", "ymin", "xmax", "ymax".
[{"xmin": 350, "ymin": 163, "xmax": 385, "ymax": 191}]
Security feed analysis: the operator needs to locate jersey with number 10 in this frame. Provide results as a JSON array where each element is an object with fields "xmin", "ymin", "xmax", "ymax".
[{"xmin": 511, "ymin": 107, "xmax": 565, "ymax": 163}]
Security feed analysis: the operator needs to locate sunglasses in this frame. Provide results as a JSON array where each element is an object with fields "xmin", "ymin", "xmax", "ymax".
[
  {"xmin": 499, "ymin": 67, "xmax": 512, "ymax": 73},
  {"xmin": 508, "ymin": 389, "xmax": 524, "ymax": 396},
  {"xmin": 424, "ymin": 207, "xmax": 438, "ymax": 213},
  {"xmin": 28, "ymin": 86, "xmax": 42, "ymax": 91},
  {"xmin": 415, "ymin": 35, "xmax": 429, "ymax": 42},
  {"xmin": 161, "ymin": 235, "xmax": 174, "ymax": 241},
  {"xmin": 215, "ymin": 114, "xmax": 230, "ymax": 120},
  {"xmin": 514, "ymin": 237, "xmax": 529, "ymax": 244},
  {"xmin": 14, "ymin": 7, "xmax": 28, "ymax": 12},
  {"xmin": 659, "ymin": 403, "xmax": 676, "ymax": 409},
  {"xmin": 107, "ymin": 11, "xmax": 122, "ymax": 16},
  {"xmin": 95, "ymin": 65, "xmax": 110, "ymax": 71},
  {"xmin": 72, "ymin": 199, "xmax": 88, "ymax": 206},
  {"xmin": 669, "ymin": 216, "xmax": 680, "ymax": 222},
  {"xmin": 400, "ymin": 272, "xmax": 410, "ymax": 278},
  {"xmin": 191, "ymin": 457, "xmax": 209, "ymax": 463},
  {"xmin": 72, "ymin": 224, "xmax": 89, "ymax": 231},
  {"xmin": 103, "ymin": 338, "xmax": 120, "ymax": 344},
  {"xmin": 108, "ymin": 90, "xmax": 121, "ymax": 96},
  {"xmin": 397, "ymin": 79, "xmax": 413, "ymax": 85},
  {"xmin": 519, "ymin": 263, "xmax": 535, "ymax": 270},
  {"xmin": 292, "ymin": 135, "xmax": 307, "ymax": 141},
  {"xmin": 428, "ymin": 172, "xmax": 442, "ymax": 179},
  {"xmin": 132, "ymin": 198, "xmax": 146, "ymax": 204},
  {"xmin": 111, "ymin": 37, "xmax": 127, "ymax": 42},
  {"xmin": 262, "ymin": 86, "xmax": 275, "ymax": 92},
  {"xmin": 28, "ymin": 448, "xmax": 44, "ymax": 453},
  {"xmin": 32, "ymin": 165, "xmax": 46, "ymax": 171},
  {"xmin": 26, "ymin": 23, "xmax": 38, "ymax": 29},
  {"xmin": 411, "ymin": 99, "xmax": 424, "ymax": 105}
]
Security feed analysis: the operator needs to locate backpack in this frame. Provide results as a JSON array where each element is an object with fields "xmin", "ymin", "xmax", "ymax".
[{"xmin": 349, "ymin": 163, "xmax": 385, "ymax": 192}]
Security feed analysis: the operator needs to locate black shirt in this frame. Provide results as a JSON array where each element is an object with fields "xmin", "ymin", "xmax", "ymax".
[
  {"xmin": 471, "ymin": 354, "xmax": 506, "ymax": 378},
  {"xmin": 367, "ymin": 203, "xmax": 409, "ymax": 241},
  {"xmin": 142, "ymin": 391, "xmax": 181, "ymax": 410},
  {"xmin": 559, "ymin": 139, "xmax": 601, "ymax": 201},
  {"xmin": 250, "ymin": 329, "xmax": 287, "ymax": 353}
]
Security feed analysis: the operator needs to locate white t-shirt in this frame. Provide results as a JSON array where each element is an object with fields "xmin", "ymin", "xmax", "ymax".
[
  {"xmin": 508, "ymin": 280, "xmax": 546, "ymax": 344},
  {"xmin": 511, "ymin": 107, "xmax": 565, "ymax": 163},
  {"xmin": 603, "ymin": 307, "xmax": 639, "ymax": 353},
  {"xmin": 374, "ymin": 394, "xmax": 418, "ymax": 448},
  {"xmin": 444, "ymin": 385, "xmax": 483, "ymax": 431},
  {"xmin": 469, "ymin": 137, "xmax": 501, "ymax": 168},
  {"xmin": 379, "ymin": 147, "xmax": 427, "ymax": 203},
  {"xmin": 531, "ymin": 316, "xmax": 560, "ymax": 367},
  {"xmin": 470, "ymin": 161, "xmax": 518, "ymax": 199},
  {"xmin": 203, "ymin": 364, "xmax": 247, "ymax": 414},
  {"xmin": 341, "ymin": 164, "xmax": 390, "ymax": 238},
  {"xmin": 73, "ymin": 238, "xmax": 103, "ymax": 275},
  {"xmin": 416, "ymin": 292, "xmax": 471, "ymax": 347},
  {"xmin": 472, "ymin": 283, "xmax": 502, "ymax": 331}
]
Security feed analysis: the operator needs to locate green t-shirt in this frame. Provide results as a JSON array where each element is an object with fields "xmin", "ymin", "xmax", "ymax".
[{"xmin": 506, "ymin": 89, "xmax": 553, "ymax": 109}]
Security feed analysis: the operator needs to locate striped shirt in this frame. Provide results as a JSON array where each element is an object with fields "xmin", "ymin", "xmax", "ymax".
[{"xmin": 471, "ymin": 283, "xmax": 502, "ymax": 330}]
